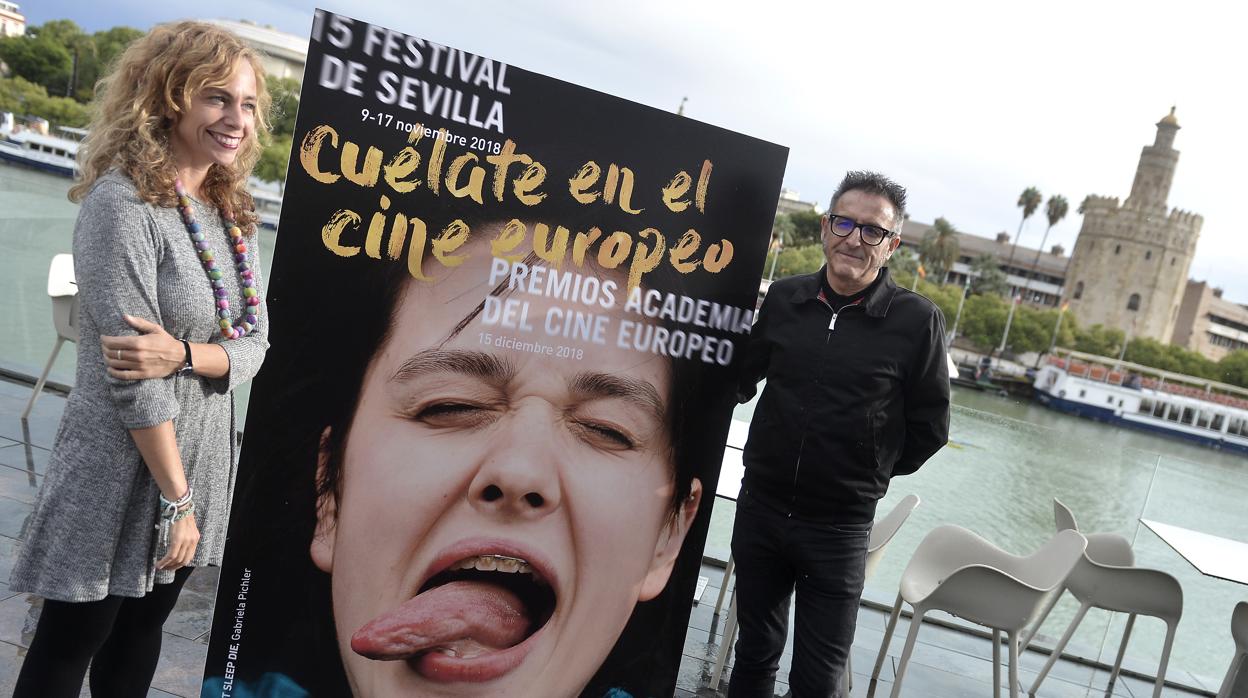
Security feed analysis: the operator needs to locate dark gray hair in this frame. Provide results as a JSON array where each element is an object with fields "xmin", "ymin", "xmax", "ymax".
[{"xmin": 829, "ymin": 170, "xmax": 908, "ymax": 232}]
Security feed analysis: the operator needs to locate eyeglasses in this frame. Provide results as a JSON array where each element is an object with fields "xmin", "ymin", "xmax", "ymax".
[{"xmin": 826, "ymin": 215, "xmax": 895, "ymax": 246}]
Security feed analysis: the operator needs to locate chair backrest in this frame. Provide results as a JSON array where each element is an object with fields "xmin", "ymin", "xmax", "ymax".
[
  {"xmin": 864, "ymin": 494, "xmax": 920, "ymax": 580},
  {"xmin": 1054, "ymin": 497, "xmax": 1079, "ymax": 532},
  {"xmin": 48, "ymin": 254, "xmax": 79, "ymax": 343},
  {"xmin": 1014, "ymin": 529, "xmax": 1088, "ymax": 592},
  {"xmin": 1234, "ymin": 601, "xmax": 1248, "ymax": 650}
]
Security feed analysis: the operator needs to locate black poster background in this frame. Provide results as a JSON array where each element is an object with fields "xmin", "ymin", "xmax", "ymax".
[{"xmin": 203, "ymin": 10, "xmax": 787, "ymax": 697}]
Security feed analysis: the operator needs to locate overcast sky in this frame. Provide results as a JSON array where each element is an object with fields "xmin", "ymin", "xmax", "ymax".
[{"xmin": 26, "ymin": 0, "xmax": 1248, "ymax": 301}]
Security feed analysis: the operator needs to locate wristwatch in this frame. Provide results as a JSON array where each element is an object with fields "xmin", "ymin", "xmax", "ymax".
[{"xmin": 177, "ymin": 339, "xmax": 195, "ymax": 376}]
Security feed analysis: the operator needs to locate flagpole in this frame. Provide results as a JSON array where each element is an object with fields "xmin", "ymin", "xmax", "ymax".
[
  {"xmin": 1039, "ymin": 300, "xmax": 1068, "ymax": 368},
  {"xmin": 948, "ymin": 277, "xmax": 970, "ymax": 345},
  {"xmin": 997, "ymin": 293, "xmax": 1020, "ymax": 357}
]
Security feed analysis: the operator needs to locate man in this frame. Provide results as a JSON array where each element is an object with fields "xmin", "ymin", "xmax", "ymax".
[{"xmin": 728, "ymin": 171, "xmax": 950, "ymax": 697}]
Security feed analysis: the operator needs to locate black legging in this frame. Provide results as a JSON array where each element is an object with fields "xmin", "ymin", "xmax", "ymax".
[{"xmin": 13, "ymin": 566, "xmax": 194, "ymax": 698}]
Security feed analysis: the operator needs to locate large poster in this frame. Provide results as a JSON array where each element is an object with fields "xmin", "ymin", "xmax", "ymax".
[{"xmin": 202, "ymin": 9, "xmax": 787, "ymax": 697}]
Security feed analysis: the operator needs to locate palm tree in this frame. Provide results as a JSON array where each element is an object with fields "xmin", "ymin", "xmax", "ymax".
[
  {"xmin": 1025, "ymin": 195, "xmax": 1069, "ymax": 300},
  {"xmin": 919, "ymin": 217, "xmax": 960, "ymax": 284},
  {"xmin": 1004, "ymin": 186, "xmax": 1043, "ymax": 276}
]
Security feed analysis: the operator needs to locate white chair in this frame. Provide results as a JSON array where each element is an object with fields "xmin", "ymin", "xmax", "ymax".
[
  {"xmin": 1216, "ymin": 601, "xmax": 1248, "ymax": 698},
  {"xmin": 1027, "ymin": 499, "xmax": 1183, "ymax": 698},
  {"xmin": 22, "ymin": 254, "xmax": 78, "ymax": 420},
  {"xmin": 708, "ymin": 494, "xmax": 921, "ymax": 691},
  {"xmin": 869, "ymin": 525, "xmax": 1086, "ymax": 698}
]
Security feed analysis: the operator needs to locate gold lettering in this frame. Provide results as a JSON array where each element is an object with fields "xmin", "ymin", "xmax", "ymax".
[
  {"xmin": 364, "ymin": 195, "xmax": 392, "ymax": 259},
  {"xmin": 484, "ymin": 139, "xmax": 529, "ymax": 202},
  {"xmin": 597, "ymin": 231, "xmax": 632, "ymax": 268},
  {"xmin": 662, "ymin": 171, "xmax": 692, "ymax": 212},
  {"xmin": 432, "ymin": 219, "xmax": 470, "ymax": 267},
  {"xmin": 669, "ymin": 229, "xmax": 703, "ymax": 273},
  {"xmin": 696, "ymin": 159, "xmax": 712, "ymax": 213},
  {"xmin": 569, "ymin": 162, "xmax": 602, "ymax": 204},
  {"xmin": 615, "ymin": 166, "xmax": 643, "ymax": 214},
  {"xmin": 572, "ymin": 227, "xmax": 603, "ymax": 265},
  {"xmin": 514, "ymin": 163, "xmax": 547, "ymax": 205},
  {"xmin": 341, "ymin": 141, "xmax": 383, "ymax": 187},
  {"xmin": 405, "ymin": 217, "xmax": 429, "ymax": 280},
  {"xmin": 446, "ymin": 152, "xmax": 486, "ymax": 204},
  {"xmin": 322, "ymin": 209, "xmax": 361, "ymax": 257},
  {"xmin": 628, "ymin": 228, "xmax": 665, "ymax": 289},
  {"xmin": 491, "ymin": 219, "xmax": 527, "ymax": 263},
  {"xmin": 299, "ymin": 125, "xmax": 341, "ymax": 184},
  {"xmin": 533, "ymin": 223, "xmax": 569, "ymax": 268},
  {"xmin": 703, "ymin": 239, "xmax": 733, "ymax": 272}
]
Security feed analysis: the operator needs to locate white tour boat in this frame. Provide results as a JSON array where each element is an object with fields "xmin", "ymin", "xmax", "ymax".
[{"xmin": 1034, "ymin": 349, "xmax": 1248, "ymax": 454}]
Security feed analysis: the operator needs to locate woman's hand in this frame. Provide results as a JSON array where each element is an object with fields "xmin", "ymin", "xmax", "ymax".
[
  {"xmin": 102, "ymin": 315, "xmax": 183, "ymax": 379},
  {"xmin": 158, "ymin": 512, "xmax": 200, "ymax": 571}
]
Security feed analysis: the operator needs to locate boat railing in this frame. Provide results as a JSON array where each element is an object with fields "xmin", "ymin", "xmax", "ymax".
[{"xmin": 1047, "ymin": 352, "xmax": 1248, "ymax": 411}]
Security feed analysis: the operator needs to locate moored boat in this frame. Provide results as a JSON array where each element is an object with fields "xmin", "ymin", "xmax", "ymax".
[{"xmin": 1033, "ymin": 349, "xmax": 1248, "ymax": 454}]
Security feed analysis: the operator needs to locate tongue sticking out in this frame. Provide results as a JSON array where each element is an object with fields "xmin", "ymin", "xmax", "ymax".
[{"xmin": 350, "ymin": 580, "xmax": 531, "ymax": 661}]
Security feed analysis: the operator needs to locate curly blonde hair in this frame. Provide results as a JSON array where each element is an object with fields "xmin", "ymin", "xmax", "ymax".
[{"xmin": 69, "ymin": 21, "xmax": 272, "ymax": 235}]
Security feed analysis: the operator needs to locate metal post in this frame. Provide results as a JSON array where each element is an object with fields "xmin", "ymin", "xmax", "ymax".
[
  {"xmin": 1040, "ymin": 302, "xmax": 1069, "ymax": 367},
  {"xmin": 948, "ymin": 278, "xmax": 970, "ymax": 345},
  {"xmin": 997, "ymin": 294, "xmax": 1019, "ymax": 356}
]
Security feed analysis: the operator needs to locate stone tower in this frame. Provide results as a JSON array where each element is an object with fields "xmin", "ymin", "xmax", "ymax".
[{"xmin": 1065, "ymin": 108, "xmax": 1203, "ymax": 343}]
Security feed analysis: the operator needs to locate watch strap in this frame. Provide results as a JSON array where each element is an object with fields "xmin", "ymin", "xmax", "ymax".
[{"xmin": 178, "ymin": 339, "xmax": 194, "ymax": 375}]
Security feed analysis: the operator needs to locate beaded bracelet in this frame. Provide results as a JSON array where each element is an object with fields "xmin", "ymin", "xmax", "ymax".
[{"xmin": 159, "ymin": 486, "xmax": 194, "ymax": 521}]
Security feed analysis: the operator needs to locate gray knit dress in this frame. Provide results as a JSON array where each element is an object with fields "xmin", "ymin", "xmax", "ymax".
[{"xmin": 10, "ymin": 171, "xmax": 269, "ymax": 602}]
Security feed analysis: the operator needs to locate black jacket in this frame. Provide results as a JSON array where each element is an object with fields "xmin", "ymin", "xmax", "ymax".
[{"xmin": 739, "ymin": 267, "xmax": 950, "ymax": 522}]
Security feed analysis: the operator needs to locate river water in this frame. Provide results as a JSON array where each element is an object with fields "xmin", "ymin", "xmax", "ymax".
[{"xmin": 2, "ymin": 162, "xmax": 1244, "ymax": 685}]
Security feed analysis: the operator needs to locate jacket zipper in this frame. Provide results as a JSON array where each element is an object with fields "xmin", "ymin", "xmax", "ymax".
[{"xmin": 789, "ymin": 294, "xmax": 864, "ymax": 511}]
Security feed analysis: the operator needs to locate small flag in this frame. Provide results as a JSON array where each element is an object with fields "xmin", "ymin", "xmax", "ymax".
[
  {"xmin": 917, "ymin": 264, "xmax": 927, "ymax": 279},
  {"xmin": 1061, "ymin": 300, "xmax": 1070, "ymax": 312}
]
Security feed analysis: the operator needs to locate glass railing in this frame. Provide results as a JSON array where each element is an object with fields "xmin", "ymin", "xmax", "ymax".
[{"xmin": 707, "ymin": 387, "xmax": 1243, "ymax": 688}]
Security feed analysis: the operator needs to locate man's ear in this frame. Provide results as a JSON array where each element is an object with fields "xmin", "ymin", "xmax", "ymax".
[
  {"xmin": 309, "ymin": 427, "xmax": 337, "ymax": 573},
  {"xmin": 638, "ymin": 479, "xmax": 703, "ymax": 601}
]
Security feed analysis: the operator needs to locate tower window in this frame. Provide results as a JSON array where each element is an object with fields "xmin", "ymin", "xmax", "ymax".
[
  {"xmin": 1073, "ymin": 281, "xmax": 1084, "ymax": 300},
  {"xmin": 1115, "ymin": 244, "xmax": 1122, "ymax": 255},
  {"xmin": 1127, "ymin": 293, "xmax": 1141, "ymax": 311},
  {"xmin": 1171, "ymin": 257, "xmax": 1176, "ymax": 266},
  {"xmin": 1145, "ymin": 250, "xmax": 1152, "ymax": 260}
]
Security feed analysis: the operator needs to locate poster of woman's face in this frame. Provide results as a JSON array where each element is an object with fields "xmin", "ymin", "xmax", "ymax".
[{"xmin": 202, "ymin": 10, "xmax": 787, "ymax": 697}]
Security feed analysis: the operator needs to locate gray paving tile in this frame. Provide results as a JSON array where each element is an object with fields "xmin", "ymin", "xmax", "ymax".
[
  {"xmin": 0, "ymin": 497, "xmax": 31, "ymax": 542},
  {"xmin": 0, "ymin": 443, "xmax": 51, "ymax": 476},
  {"xmin": 0, "ymin": 592, "xmax": 40, "ymax": 649},
  {"xmin": 149, "ymin": 630, "xmax": 208, "ymax": 698},
  {"xmin": 0, "ymin": 415, "xmax": 60, "ymax": 451},
  {"xmin": 0, "ymin": 463, "xmax": 40, "ymax": 504}
]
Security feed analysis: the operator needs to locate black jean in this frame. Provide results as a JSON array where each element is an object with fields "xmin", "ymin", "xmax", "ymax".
[{"xmin": 726, "ymin": 489, "xmax": 871, "ymax": 698}]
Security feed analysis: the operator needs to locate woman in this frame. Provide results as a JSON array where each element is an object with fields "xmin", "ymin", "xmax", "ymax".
[{"xmin": 10, "ymin": 21, "xmax": 270, "ymax": 696}]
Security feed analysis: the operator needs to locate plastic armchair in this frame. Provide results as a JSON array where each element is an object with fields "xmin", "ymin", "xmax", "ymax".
[
  {"xmin": 1027, "ymin": 499, "xmax": 1183, "ymax": 698},
  {"xmin": 707, "ymin": 494, "xmax": 921, "ymax": 692},
  {"xmin": 22, "ymin": 254, "xmax": 78, "ymax": 420},
  {"xmin": 1216, "ymin": 601, "xmax": 1248, "ymax": 698},
  {"xmin": 868, "ymin": 525, "xmax": 1086, "ymax": 698}
]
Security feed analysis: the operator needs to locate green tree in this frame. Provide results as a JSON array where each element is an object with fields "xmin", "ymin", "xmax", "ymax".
[
  {"xmin": 1217, "ymin": 350, "xmax": 1248, "ymax": 388},
  {"xmin": 1024, "ymin": 194, "xmax": 1068, "ymax": 283},
  {"xmin": 887, "ymin": 245, "xmax": 918, "ymax": 280},
  {"xmin": 1072, "ymin": 323, "xmax": 1123, "ymax": 357},
  {"xmin": 918, "ymin": 217, "xmax": 959, "ymax": 283},
  {"xmin": 763, "ymin": 243, "xmax": 825, "ymax": 278},
  {"xmin": 785, "ymin": 209, "xmax": 822, "ymax": 247},
  {"xmin": 1004, "ymin": 186, "xmax": 1042, "ymax": 272},
  {"xmin": 0, "ymin": 77, "xmax": 89, "ymax": 128},
  {"xmin": 256, "ymin": 137, "xmax": 293, "ymax": 193},
  {"xmin": 969, "ymin": 253, "xmax": 1009, "ymax": 297},
  {"xmin": 267, "ymin": 76, "xmax": 302, "ymax": 138},
  {"xmin": 0, "ymin": 36, "xmax": 73, "ymax": 93}
]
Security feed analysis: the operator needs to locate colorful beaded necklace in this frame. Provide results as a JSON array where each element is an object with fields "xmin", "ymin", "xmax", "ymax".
[{"xmin": 174, "ymin": 180, "xmax": 260, "ymax": 339}]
